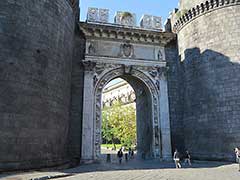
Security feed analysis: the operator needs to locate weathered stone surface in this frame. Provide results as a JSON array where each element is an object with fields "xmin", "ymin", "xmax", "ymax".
[
  {"xmin": 165, "ymin": 40, "xmax": 185, "ymax": 153},
  {"xmin": 179, "ymin": 0, "xmax": 205, "ymax": 10},
  {"xmin": 87, "ymin": 7, "xmax": 98, "ymax": 22},
  {"xmin": 1, "ymin": 0, "xmax": 240, "ymax": 172},
  {"xmin": 99, "ymin": 8, "xmax": 109, "ymax": 23},
  {"xmin": 140, "ymin": 15, "xmax": 162, "ymax": 30},
  {"xmin": 87, "ymin": 7, "xmax": 109, "ymax": 23},
  {"xmin": 67, "ymin": 28, "xmax": 85, "ymax": 164},
  {"xmin": 114, "ymin": 11, "xmax": 137, "ymax": 26},
  {"xmin": 0, "ymin": 0, "xmax": 75, "ymax": 171},
  {"xmin": 79, "ymin": 23, "xmax": 174, "ymax": 161},
  {"xmin": 177, "ymin": 4, "xmax": 240, "ymax": 161}
]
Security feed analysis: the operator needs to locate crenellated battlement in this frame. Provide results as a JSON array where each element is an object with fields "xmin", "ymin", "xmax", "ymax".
[
  {"xmin": 86, "ymin": 7, "xmax": 163, "ymax": 31},
  {"xmin": 173, "ymin": 0, "xmax": 240, "ymax": 32}
]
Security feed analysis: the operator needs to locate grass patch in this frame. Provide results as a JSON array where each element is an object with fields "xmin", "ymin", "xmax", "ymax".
[{"xmin": 101, "ymin": 144, "xmax": 122, "ymax": 149}]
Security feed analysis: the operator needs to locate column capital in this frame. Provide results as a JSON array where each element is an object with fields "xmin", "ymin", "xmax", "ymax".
[
  {"xmin": 158, "ymin": 66, "xmax": 169, "ymax": 78},
  {"xmin": 82, "ymin": 61, "xmax": 96, "ymax": 72}
]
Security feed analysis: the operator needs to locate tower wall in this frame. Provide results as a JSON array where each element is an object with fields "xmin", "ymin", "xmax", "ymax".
[
  {"xmin": 179, "ymin": 0, "xmax": 205, "ymax": 10},
  {"xmin": 0, "ymin": 0, "xmax": 75, "ymax": 170},
  {"xmin": 176, "ymin": 1, "xmax": 240, "ymax": 160},
  {"xmin": 165, "ymin": 40, "xmax": 185, "ymax": 153}
]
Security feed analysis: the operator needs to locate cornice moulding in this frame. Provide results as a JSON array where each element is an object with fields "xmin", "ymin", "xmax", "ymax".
[{"xmin": 79, "ymin": 22, "xmax": 176, "ymax": 45}]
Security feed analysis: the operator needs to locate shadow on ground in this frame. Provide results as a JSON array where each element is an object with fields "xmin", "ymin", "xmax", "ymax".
[
  {"xmin": 63, "ymin": 159, "xmax": 233, "ymax": 174},
  {"xmin": 0, "ymin": 159, "xmax": 235, "ymax": 180}
]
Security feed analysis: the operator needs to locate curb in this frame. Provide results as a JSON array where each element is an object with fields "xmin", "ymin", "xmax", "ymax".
[{"xmin": 30, "ymin": 173, "xmax": 75, "ymax": 180}]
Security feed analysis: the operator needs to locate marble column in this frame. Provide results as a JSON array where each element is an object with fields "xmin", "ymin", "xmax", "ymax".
[
  {"xmin": 159, "ymin": 67, "xmax": 172, "ymax": 160},
  {"xmin": 81, "ymin": 61, "xmax": 96, "ymax": 163}
]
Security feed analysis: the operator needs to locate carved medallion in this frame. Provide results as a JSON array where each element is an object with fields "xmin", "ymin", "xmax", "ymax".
[{"xmin": 120, "ymin": 43, "xmax": 134, "ymax": 58}]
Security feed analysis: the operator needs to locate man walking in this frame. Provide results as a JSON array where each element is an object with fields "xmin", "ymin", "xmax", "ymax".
[
  {"xmin": 117, "ymin": 148, "xmax": 123, "ymax": 164},
  {"xmin": 184, "ymin": 150, "xmax": 192, "ymax": 166}
]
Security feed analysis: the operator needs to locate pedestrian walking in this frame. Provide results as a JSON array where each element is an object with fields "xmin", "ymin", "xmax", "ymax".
[
  {"xmin": 131, "ymin": 149, "xmax": 134, "ymax": 159},
  {"xmin": 173, "ymin": 149, "xmax": 181, "ymax": 168},
  {"xmin": 184, "ymin": 150, "xmax": 192, "ymax": 166},
  {"xmin": 234, "ymin": 147, "xmax": 240, "ymax": 171},
  {"xmin": 125, "ymin": 153, "xmax": 128, "ymax": 162},
  {"xmin": 117, "ymin": 148, "xmax": 123, "ymax": 164},
  {"xmin": 128, "ymin": 148, "xmax": 132, "ymax": 157}
]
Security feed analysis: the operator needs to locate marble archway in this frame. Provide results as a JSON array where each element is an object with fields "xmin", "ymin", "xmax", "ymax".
[{"xmin": 81, "ymin": 61, "xmax": 172, "ymax": 162}]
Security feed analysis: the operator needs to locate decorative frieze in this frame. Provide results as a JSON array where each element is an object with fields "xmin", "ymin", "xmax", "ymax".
[{"xmin": 80, "ymin": 22, "xmax": 176, "ymax": 46}]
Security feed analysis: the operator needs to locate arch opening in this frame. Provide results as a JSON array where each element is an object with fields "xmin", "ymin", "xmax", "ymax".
[
  {"xmin": 98, "ymin": 73, "xmax": 154, "ymax": 160},
  {"xmin": 101, "ymin": 78, "xmax": 137, "ymax": 157}
]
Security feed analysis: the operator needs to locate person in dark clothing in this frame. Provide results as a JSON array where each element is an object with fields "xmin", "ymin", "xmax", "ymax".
[
  {"xmin": 184, "ymin": 150, "xmax": 192, "ymax": 166},
  {"xmin": 125, "ymin": 153, "xmax": 128, "ymax": 162},
  {"xmin": 131, "ymin": 149, "xmax": 134, "ymax": 159},
  {"xmin": 117, "ymin": 148, "xmax": 123, "ymax": 164}
]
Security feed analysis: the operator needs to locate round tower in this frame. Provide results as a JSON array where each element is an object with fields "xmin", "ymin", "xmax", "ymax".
[
  {"xmin": 174, "ymin": 0, "xmax": 240, "ymax": 160},
  {"xmin": 0, "ymin": 0, "xmax": 76, "ymax": 171}
]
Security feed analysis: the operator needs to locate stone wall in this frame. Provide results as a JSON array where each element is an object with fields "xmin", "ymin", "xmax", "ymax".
[
  {"xmin": 165, "ymin": 40, "xmax": 185, "ymax": 153},
  {"xmin": 177, "ymin": 4, "xmax": 240, "ymax": 160},
  {"xmin": 68, "ymin": 0, "xmax": 80, "ymax": 20},
  {"xmin": 179, "ymin": 0, "xmax": 205, "ymax": 10},
  {"xmin": 0, "ymin": 0, "xmax": 75, "ymax": 171},
  {"xmin": 68, "ymin": 27, "xmax": 85, "ymax": 164}
]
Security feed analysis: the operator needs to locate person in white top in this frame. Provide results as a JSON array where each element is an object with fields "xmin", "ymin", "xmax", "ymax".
[
  {"xmin": 173, "ymin": 149, "xmax": 181, "ymax": 168},
  {"xmin": 234, "ymin": 147, "xmax": 240, "ymax": 172}
]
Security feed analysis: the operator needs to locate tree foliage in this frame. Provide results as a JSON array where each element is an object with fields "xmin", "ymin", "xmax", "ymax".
[{"xmin": 102, "ymin": 100, "xmax": 136, "ymax": 148}]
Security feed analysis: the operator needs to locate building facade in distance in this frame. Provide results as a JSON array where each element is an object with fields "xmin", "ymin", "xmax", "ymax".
[{"xmin": 102, "ymin": 79, "xmax": 136, "ymax": 108}]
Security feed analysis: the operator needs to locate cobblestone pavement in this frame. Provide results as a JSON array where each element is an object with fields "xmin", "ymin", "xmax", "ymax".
[{"xmin": 1, "ymin": 159, "xmax": 239, "ymax": 180}]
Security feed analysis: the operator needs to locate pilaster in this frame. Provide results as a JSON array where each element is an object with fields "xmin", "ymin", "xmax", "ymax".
[
  {"xmin": 81, "ymin": 61, "xmax": 96, "ymax": 162},
  {"xmin": 158, "ymin": 67, "xmax": 172, "ymax": 160}
]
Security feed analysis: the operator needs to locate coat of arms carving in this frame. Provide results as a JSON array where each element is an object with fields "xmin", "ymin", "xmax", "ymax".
[{"xmin": 120, "ymin": 43, "xmax": 134, "ymax": 58}]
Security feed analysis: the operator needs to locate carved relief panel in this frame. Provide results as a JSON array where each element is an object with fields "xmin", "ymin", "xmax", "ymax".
[
  {"xmin": 87, "ymin": 8, "xmax": 109, "ymax": 23},
  {"xmin": 85, "ymin": 39, "xmax": 166, "ymax": 62}
]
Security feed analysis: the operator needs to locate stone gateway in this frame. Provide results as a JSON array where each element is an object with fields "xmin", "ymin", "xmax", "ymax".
[{"xmin": 0, "ymin": 0, "xmax": 239, "ymax": 171}]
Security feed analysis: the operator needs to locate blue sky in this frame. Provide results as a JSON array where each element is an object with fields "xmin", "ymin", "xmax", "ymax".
[{"xmin": 80, "ymin": 0, "xmax": 179, "ymax": 24}]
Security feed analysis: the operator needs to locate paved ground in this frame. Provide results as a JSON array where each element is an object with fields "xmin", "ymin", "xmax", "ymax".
[{"xmin": 0, "ymin": 159, "xmax": 239, "ymax": 180}]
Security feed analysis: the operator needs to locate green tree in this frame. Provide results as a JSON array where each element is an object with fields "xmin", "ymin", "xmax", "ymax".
[{"xmin": 102, "ymin": 100, "xmax": 136, "ymax": 148}]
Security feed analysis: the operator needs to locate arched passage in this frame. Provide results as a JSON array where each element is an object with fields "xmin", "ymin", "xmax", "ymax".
[
  {"xmin": 94, "ymin": 67, "xmax": 160, "ymax": 159},
  {"xmin": 101, "ymin": 78, "xmax": 137, "ymax": 154},
  {"xmin": 81, "ymin": 62, "xmax": 172, "ymax": 162}
]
